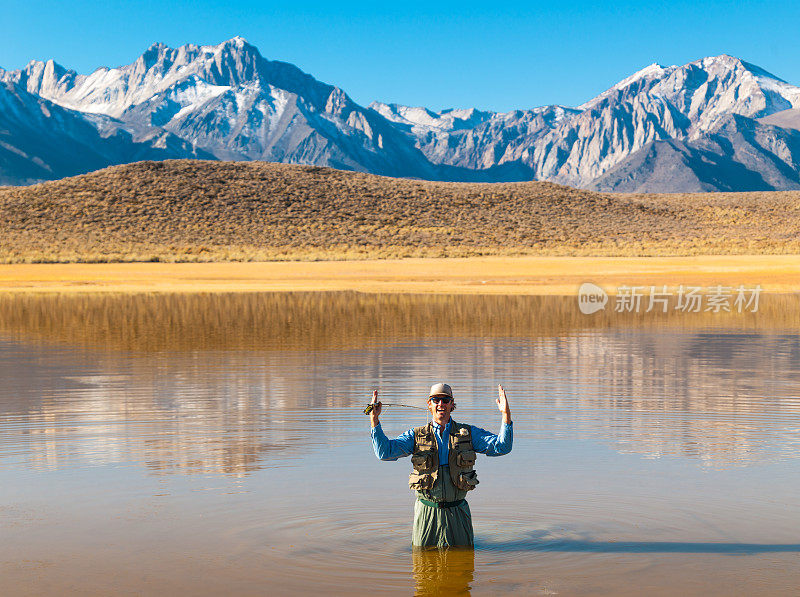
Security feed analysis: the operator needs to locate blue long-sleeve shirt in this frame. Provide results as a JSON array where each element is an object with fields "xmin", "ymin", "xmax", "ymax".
[{"xmin": 371, "ymin": 419, "xmax": 513, "ymax": 463}]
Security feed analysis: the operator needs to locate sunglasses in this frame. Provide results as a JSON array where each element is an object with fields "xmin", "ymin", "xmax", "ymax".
[{"xmin": 429, "ymin": 396, "xmax": 452, "ymax": 404}]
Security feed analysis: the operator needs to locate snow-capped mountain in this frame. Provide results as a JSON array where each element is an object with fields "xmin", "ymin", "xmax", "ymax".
[
  {"xmin": 0, "ymin": 80, "xmax": 210, "ymax": 186},
  {"xmin": 372, "ymin": 55, "xmax": 800, "ymax": 190},
  {"xmin": 3, "ymin": 37, "xmax": 441, "ymax": 179},
  {"xmin": 3, "ymin": 38, "xmax": 800, "ymax": 191}
]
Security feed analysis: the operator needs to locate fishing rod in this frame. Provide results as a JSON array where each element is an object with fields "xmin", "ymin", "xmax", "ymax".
[{"xmin": 363, "ymin": 402, "xmax": 428, "ymax": 415}]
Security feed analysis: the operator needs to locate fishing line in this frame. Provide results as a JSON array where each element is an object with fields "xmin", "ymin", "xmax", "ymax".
[
  {"xmin": 363, "ymin": 402, "xmax": 432, "ymax": 426},
  {"xmin": 363, "ymin": 402, "xmax": 427, "ymax": 414},
  {"xmin": 363, "ymin": 402, "xmax": 435, "ymax": 425}
]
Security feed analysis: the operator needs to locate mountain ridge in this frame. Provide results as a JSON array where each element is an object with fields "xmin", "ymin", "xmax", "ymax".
[
  {"xmin": 3, "ymin": 38, "xmax": 800, "ymax": 191},
  {"xmin": 2, "ymin": 159, "xmax": 799, "ymax": 263}
]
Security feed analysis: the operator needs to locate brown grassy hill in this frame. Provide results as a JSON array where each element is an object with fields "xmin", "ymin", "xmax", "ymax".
[{"xmin": 1, "ymin": 159, "xmax": 799, "ymax": 262}]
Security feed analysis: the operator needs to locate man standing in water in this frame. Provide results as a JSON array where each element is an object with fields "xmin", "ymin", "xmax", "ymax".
[{"xmin": 369, "ymin": 383, "xmax": 513, "ymax": 548}]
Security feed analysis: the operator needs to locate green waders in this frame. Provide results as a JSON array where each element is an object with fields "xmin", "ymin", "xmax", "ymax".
[{"xmin": 412, "ymin": 464, "xmax": 474, "ymax": 548}]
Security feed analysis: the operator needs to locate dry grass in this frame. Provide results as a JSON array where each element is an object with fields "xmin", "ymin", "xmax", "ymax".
[
  {"xmin": 2, "ymin": 160, "xmax": 800, "ymax": 263},
  {"xmin": 0, "ymin": 256, "xmax": 797, "ymax": 294}
]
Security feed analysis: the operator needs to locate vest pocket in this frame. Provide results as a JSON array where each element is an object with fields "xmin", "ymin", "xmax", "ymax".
[
  {"xmin": 456, "ymin": 450, "xmax": 476, "ymax": 467},
  {"xmin": 458, "ymin": 469, "xmax": 479, "ymax": 490},
  {"xmin": 408, "ymin": 470, "xmax": 434, "ymax": 490},
  {"xmin": 411, "ymin": 453, "xmax": 435, "ymax": 473}
]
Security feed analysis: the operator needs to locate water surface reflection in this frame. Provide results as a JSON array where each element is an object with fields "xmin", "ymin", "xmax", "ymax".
[
  {"xmin": 1, "ymin": 292, "xmax": 799, "ymax": 595},
  {"xmin": 413, "ymin": 548, "xmax": 475, "ymax": 596}
]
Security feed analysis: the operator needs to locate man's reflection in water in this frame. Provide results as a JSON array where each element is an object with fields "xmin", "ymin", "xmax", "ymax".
[{"xmin": 412, "ymin": 547, "xmax": 475, "ymax": 596}]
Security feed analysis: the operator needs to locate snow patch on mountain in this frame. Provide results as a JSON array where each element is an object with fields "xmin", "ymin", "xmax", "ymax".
[{"xmin": 369, "ymin": 102, "xmax": 495, "ymax": 132}]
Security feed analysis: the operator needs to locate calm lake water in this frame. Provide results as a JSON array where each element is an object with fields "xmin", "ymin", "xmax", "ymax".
[{"xmin": 1, "ymin": 292, "xmax": 800, "ymax": 596}]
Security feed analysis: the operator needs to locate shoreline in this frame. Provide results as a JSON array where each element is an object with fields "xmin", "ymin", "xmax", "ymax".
[{"xmin": 0, "ymin": 255, "xmax": 798, "ymax": 295}]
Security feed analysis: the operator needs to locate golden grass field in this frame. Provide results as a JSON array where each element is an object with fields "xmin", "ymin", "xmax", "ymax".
[
  {"xmin": 1, "ymin": 160, "xmax": 800, "ymax": 264},
  {"xmin": 0, "ymin": 255, "xmax": 797, "ymax": 294},
  {"xmin": 0, "ymin": 160, "xmax": 798, "ymax": 294}
]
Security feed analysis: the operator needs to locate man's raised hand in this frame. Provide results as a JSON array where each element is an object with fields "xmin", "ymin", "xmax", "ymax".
[
  {"xmin": 497, "ymin": 384, "xmax": 512, "ymax": 424},
  {"xmin": 370, "ymin": 389, "xmax": 382, "ymax": 426}
]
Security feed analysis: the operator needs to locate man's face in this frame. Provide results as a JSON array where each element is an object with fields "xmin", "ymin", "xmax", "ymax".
[{"xmin": 428, "ymin": 395, "xmax": 454, "ymax": 424}]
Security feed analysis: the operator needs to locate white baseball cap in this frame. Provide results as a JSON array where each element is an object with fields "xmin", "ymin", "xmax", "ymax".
[{"xmin": 428, "ymin": 383, "xmax": 453, "ymax": 398}]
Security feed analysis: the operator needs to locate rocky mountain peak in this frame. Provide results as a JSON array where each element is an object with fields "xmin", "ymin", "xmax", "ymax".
[{"xmin": 2, "ymin": 40, "xmax": 800, "ymax": 191}]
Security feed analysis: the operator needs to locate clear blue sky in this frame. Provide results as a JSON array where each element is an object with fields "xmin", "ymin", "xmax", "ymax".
[{"xmin": 2, "ymin": 0, "xmax": 798, "ymax": 112}]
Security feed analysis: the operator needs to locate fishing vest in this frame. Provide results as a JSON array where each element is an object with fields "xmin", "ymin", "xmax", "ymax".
[{"xmin": 408, "ymin": 420, "xmax": 479, "ymax": 493}]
